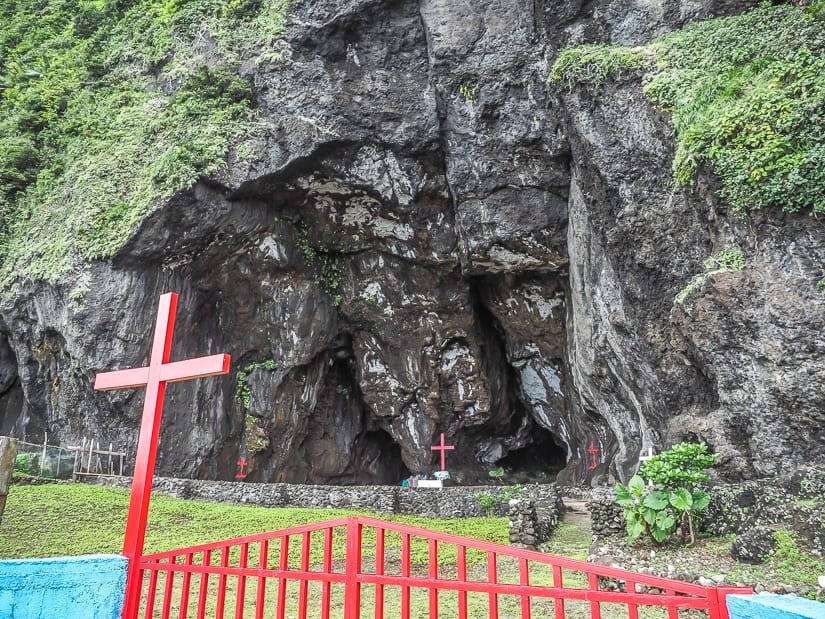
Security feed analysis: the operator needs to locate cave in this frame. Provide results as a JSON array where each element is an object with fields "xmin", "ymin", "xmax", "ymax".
[
  {"xmin": 354, "ymin": 429, "xmax": 410, "ymax": 485},
  {"xmin": 0, "ymin": 335, "xmax": 23, "ymax": 436},
  {"xmin": 495, "ymin": 426, "xmax": 568, "ymax": 484}
]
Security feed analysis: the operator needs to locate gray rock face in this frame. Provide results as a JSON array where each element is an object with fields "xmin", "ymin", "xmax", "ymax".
[{"xmin": 0, "ymin": 0, "xmax": 820, "ymax": 486}]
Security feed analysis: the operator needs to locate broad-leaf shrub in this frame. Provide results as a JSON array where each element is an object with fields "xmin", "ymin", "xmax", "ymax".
[
  {"xmin": 616, "ymin": 442, "xmax": 716, "ymax": 545},
  {"xmin": 639, "ymin": 442, "xmax": 716, "ymax": 489}
]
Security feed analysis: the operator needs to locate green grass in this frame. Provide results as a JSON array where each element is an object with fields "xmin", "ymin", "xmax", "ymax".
[
  {"xmin": 0, "ymin": 0, "xmax": 290, "ymax": 285},
  {"xmin": 548, "ymin": 43, "xmax": 645, "ymax": 91},
  {"xmin": 0, "ymin": 483, "xmax": 741, "ymax": 617},
  {"xmin": 0, "ymin": 483, "xmax": 509, "ymax": 559},
  {"xmin": 549, "ymin": 3, "xmax": 825, "ymax": 218}
]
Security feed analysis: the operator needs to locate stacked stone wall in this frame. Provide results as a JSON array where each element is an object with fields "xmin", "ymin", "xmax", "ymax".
[
  {"xmin": 92, "ymin": 475, "xmax": 564, "ymax": 521},
  {"xmin": 586, "ymin": 471, "xmax": 825, "ymax": 554}
]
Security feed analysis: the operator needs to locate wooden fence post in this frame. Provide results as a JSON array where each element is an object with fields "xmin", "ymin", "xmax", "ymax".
[{"xmin": 0, "ymin": 436, "xmax": 18, "ymax": 525}]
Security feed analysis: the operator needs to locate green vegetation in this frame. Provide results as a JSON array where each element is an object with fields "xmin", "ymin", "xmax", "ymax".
[
  {"xmin": 235, "ymin": 358, "xmax": 277, "ymax": 452},
  {"xmin": 474, "ymin": 483, "xmax": 523, "ymax": 516},
  {"xmin": 676, "ymin": 248, "xmax": 746, "ymax": 314},
  {"xmin": 549, "ymin": 4, "xmax": 825, "ymax": 217},
  {"xmin": 297, "ymin": 224, "xmax": 343, "ymax": 306},
  {"xmin": 638, "ymin": 441, "xmax": 716, "ymax": 488},
  {"xmin": 724, "ymin": 530, "xmax": 825, "ymax": 599},
  {"xmin": 458, "ymin": 84, "xmax": 478, "ymax": 105},
  {"xmin": 0, "ymin": 482, "xmax": 508, "ymax": 559},
  {"xmin": 235, "ymin": 358, "xmax": 277, "ymax": 410},
  {"xmin": 548, "ymin": 44, "xmax": 645, "ymax": 91},
  {"xmin": 616, "ymin": 442, "xmax": 715, "ymax": 545},
  {"xmin": 0, "ymin": 0, "xmax": 291, "ymax": 284}
]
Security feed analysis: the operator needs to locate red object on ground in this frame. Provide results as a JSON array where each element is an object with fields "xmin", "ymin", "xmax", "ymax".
[
  {"xmin": 430, "ymin": 432, "xmax": 455, "ymax": 472},
  {"xmin": 94, "ymin": 292, "xmax": 230, "ymax": 619},
  {"xmin": 136, "ymin": 515, "xmax": 752, "ymax": 619}
]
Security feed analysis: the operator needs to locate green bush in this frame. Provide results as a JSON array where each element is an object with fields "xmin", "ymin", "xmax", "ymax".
[
  {"xmin": 548, "ymin": 44, "xmax": 645, "ymax": 91},
  {"xmin": 639, "ymin": 442, "xmax": 717, "ymax": 489},
  {"xmin": 549, "ymin": 4, "xmax": 825, "ymax": 217},
  {"xmin": 616, "ymin": 442, "xmax": 716, "ymax": 545},
  {"xmin": 0, "ymin": 0, "xmax": 290, "ymax": 283},
  {"xmin": 14, "ymin": 453, "xmax": 34, "ymax": 473}
]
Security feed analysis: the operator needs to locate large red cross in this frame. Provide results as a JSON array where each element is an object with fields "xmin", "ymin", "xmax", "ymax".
[
  {"xmin": 430, "ymin": 432, "xmax": 455, "ymax": 472},
  {"xmin": 94, "ymin": 292, "xmax": 230, "ymax": 619}
]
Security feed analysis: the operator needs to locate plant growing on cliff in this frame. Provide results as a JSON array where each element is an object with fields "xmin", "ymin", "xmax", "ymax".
[
  {"xmin": 642, "ymin": 5, "xmax": 825, "ymax": 216},
  {"xmin": 676, "ymin": 248, "xmax": 746, "ymax": 314},
  {"xmin": 550, "ymin": 4, "xmax": 825, "ymax": 217},
  {"xmin": 548, "ymin": 44, "xmax": 645, "ymax": 91},
  {"xmin": 235, "ymin": 359, "xmax": 277, "ymax": 410},
  {"xmin": 458, "ymin": 84, "xmax": 478, "ymax": 105},
  {"xmin": 0, "ymin": 0, "xmax": 292, "ymax": 283}
]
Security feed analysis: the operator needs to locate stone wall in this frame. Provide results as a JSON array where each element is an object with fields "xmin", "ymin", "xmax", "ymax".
[
  {"xmin": 0, "ymin": 555, "xmax": 126, "ymax": 619},
  {"xmin": 587, "ymin": 472, "xmax": 825, "ymax": 554},
  {"xmin": 704, "ymin": 479, "xmax": 825, "ymax": 555},
  {"xmin": 92, "ymin": 475, "xmax": 563, "ymax": 520},
  {"xmin": 508, "ymin": 495, "xmax": 565, "ymax": 550},
  {"xmin": 587, "ymin": 487, "xmax": 625, "ymax": 539}
]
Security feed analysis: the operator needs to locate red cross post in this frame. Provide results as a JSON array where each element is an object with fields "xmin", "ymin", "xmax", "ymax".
[
  {"xmin": 430, "ymin": 433, "xmax": 455, "ymax": 472},
  {"xmin": 236, "ymin": 458, "xmax": 248, "ymax": 479},
  {"xmin": 587, "ymin": 440, "xmax": 600, "ymax": 470},
  {"xmin": 94, "ymin": 292, "xmax": 230, "ymax": 619}
]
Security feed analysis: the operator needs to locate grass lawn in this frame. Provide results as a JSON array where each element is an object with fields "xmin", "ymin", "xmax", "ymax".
[
  {"xmin": 0, "ymin": 482, "xmax": 510, "ymax": 559},
  {"xmin": 0, "ymin": 482, "xmax": 712, "ymax": 618}
]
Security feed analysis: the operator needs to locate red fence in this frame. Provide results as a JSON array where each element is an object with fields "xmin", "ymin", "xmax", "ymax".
[{"xmin": 134, "ymin": 516, "xmax": 750, "ymax": 619}]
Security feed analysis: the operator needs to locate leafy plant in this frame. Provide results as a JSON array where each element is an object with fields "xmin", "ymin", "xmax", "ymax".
[
  {"xmin": 475, "ymin": 492, "xmax": 499, "ymax": 515},
  {"xmin": 616, "ymin": 475, "xmax": 676, "ymax": 543},
  {"xmin": 667, "ymin": 486, "xmax": 711, "ymax": 545},
  {"xmin": 639, "ymin": 442, "xmax": 717, "ymax": 489},
  {"xmin": 550, "ymin": 5, "xmax": 825, "ymax": 217},
  {"xmin": 474, "ymin": 484, "xmax": 523, "ymax": 515},
  {"xmin": 617, "ymin": 443, "xmax": 716, "ymax": 545},
  {"xmin": 458, "ymin": 84, "xmax": 478, "ymax": 105},
  {"xmin": 676, "ymin": 249, "xmax": 746, "ymax": 314},
  {"xmin": 548, "ymin": 44, "xmax": 645, "ymax": 91},
  {"xmin": 235, "ymin": 359, "xmax": 277, "ymax": 410}
]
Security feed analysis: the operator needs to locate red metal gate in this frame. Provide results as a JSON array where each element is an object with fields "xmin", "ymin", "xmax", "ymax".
[{"xmin": 134, "ymin": 516, "xmax": 750, "ymax": 619}]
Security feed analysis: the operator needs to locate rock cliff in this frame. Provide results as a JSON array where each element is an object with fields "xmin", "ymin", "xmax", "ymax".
[{"xmin": 0, "ymin": 0, "xmax": 822, "ymax": 485}]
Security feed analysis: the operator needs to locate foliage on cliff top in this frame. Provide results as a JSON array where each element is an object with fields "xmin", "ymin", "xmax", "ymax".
[
  {"xmin": 550, "ymin": 4, "xmax": 825, "ymax": 217},
  {"xmin": 0, "ymin": 0, "xmax": 290, "ymax": 284},
  {"xmin": 548, "ymin": 44, "xmax": 645, "ymax": 91}
]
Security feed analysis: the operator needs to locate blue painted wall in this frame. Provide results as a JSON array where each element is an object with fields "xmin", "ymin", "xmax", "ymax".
[
  {"xmin": 728, "ymin": 593, "xmax": 825, "ymax": 619},
  {"xmin": 0, "ymin": 554, "xmax": 126, "ymax": 619}
]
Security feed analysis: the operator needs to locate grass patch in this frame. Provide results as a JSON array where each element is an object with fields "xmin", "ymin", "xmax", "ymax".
[
  {"xmin": 549, "ymin": 4, "xmax": 825, "ymax": 217},
  {"xmin": 0, "ymin": 483, "xmax": 509, "ymax": 559},
  {"xmin": 0, "ymin": 0, "xmax": 291, "ymax": 285},
  {"xmin": 548, "ymin": 44, "xmax": 645, "ymax": 91}
]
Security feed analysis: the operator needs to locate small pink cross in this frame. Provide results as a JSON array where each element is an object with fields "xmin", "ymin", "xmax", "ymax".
[{"xmin": 431, "ymin": 433, "xmax": 455, "ymax": 472}]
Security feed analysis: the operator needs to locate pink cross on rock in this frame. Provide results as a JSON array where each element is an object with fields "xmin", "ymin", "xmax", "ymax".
[{"xmin": 430, "ymin": 432, "xmax": 455, "ymax": 472}]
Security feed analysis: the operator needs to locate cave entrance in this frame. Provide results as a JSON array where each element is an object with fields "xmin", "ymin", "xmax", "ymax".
[
  {"xmin": 0, "ymin": 334, "xmax": 23, "ymax": 436},
  {"xmin": 496, "ymin": 426, "xmax": 567, "ymax": 484},
  {"xmin": 355, "ymin": 428, "xmax": 410, "ymax": 485}
]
